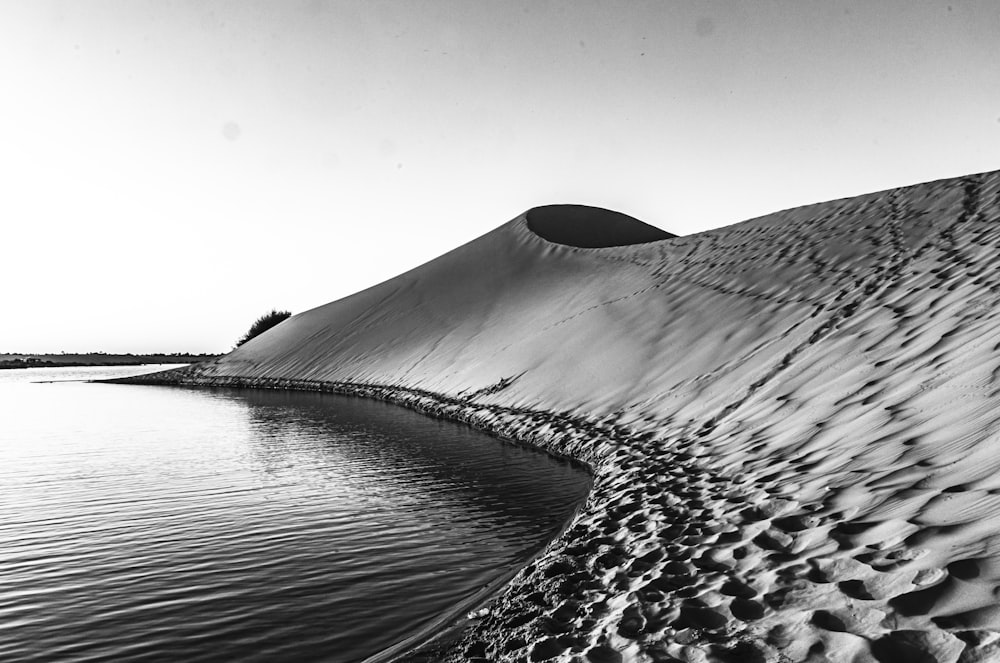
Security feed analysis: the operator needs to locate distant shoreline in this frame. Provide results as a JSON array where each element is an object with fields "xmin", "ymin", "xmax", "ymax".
[{"xmin": 0, "ymin": 354, "xmax": 221, "ymax": 370}]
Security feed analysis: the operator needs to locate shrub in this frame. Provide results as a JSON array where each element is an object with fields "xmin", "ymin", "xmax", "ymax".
[{"xmin": 235, "ymin": 309, "xmax": 292, "ymax": 348}]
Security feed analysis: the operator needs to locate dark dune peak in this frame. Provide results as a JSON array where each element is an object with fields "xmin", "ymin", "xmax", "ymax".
[{"xmin": 526, "ymin": 204, "xmax": 674, "ymax": 248}]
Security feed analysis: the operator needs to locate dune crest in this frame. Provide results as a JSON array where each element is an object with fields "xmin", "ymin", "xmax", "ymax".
[{"xmin": 128, "ymin": 170, "xmax": 1000, "ymax": 663}]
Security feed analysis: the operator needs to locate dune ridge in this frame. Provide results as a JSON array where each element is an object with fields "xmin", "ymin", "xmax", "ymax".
[{"xmin": 124, "ymin": 170, "xmax": 1000, "ymax": 662}]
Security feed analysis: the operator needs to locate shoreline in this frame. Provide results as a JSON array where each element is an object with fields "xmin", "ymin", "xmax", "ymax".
[
  {"xmin": 103, "ymin": 373, "xmax": 624, "ymax": 659},
  {"xmin": 1, "ymin": 354, "xmax": 220, "ymax": 370},
  {"xmin": 2, "ymin": 361, "xmax": 185, "ymax": 370},
  {"xmin": 107, "ymin": 371, "xmax": 803, "ymax": 661},
  {"xmin": 106, "ymin": 372, "xmax": 602, "ymax": 661}
]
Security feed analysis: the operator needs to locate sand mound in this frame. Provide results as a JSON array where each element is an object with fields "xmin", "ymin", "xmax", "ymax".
[
  {"xmin": 526, "ymin": 204, "xmax": 674, "ymax": 248},
  {"xmin": 125, "ymin": 170, "xmax": 1000, "ymax": 663}
]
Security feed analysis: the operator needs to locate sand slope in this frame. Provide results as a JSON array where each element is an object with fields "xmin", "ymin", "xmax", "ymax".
[{"xmin": 144, "ymin": 175, "xmax": 1000, "ymax": 662}]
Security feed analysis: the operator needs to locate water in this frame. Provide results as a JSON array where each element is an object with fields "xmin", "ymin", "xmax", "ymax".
[{"xmin": 0, "ymin": 366, "xmax": 591, "ymax": 662}]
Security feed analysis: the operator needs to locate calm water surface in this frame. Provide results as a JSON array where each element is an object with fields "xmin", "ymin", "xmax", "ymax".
[{"xmin": 0, "ymin": 366, "xmax": 591, "ymax": 662}]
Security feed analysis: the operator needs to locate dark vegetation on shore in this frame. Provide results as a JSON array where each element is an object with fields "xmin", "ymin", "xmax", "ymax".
[
  {"xmin": 235, "ymin": 309, "xmax": 291, "ymax": 348},
  {"xmin": 0, "ymin": 353, "xmax": 221, "ymax": 370}
]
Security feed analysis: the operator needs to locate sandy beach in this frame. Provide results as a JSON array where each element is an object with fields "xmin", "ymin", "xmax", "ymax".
[{"xmin": 122, "ymin": 169, "xmax": 1000, "ymax": 662}]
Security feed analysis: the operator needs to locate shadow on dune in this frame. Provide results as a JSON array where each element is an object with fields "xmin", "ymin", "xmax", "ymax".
[{"xmin": 526, "ymin": 204, "xmax": 674, "ymax": 248}]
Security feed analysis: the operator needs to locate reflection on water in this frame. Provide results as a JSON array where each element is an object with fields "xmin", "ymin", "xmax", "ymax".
[{"xmin": 0, "ymin": 367, "xmax": 591, "ymax": 662}]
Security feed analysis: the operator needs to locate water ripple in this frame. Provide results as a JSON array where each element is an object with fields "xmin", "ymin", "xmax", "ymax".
[{"xmin": 0, "ymin": 367, "xmax": 590, "ymax": 662}]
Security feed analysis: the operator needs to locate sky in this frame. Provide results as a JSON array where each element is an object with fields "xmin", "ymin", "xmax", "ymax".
[{"xmin": 2, "ymin": 0, "xmax": 999, "ymax": 354}]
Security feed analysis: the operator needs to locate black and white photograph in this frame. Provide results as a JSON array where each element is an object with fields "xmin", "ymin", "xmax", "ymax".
[{"xmin": 3, "ymin": 1, "xmax": 1000, "ymax": 661}]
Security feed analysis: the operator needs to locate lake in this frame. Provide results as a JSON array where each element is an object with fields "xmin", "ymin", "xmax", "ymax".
[{"xmin": 0, "ymin": 366, "xmax": 591, "ymax": 662}]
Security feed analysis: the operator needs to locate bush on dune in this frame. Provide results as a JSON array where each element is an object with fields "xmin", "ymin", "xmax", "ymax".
[{"xmin": 235, "ymin": 310, "xmax": 292, "ymax": 348}]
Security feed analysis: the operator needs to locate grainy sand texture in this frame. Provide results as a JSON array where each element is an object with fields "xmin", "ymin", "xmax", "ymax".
[{"xmin": 130, "ymin": 170, "xmax": 1000, "ymax": 662}]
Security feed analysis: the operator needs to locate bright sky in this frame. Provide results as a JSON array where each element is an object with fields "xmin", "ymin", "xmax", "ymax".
[{"xmin": 2, "ymin": 0, "xmax": 999, "ymax": 353}]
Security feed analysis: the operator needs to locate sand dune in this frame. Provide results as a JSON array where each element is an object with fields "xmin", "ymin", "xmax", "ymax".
[{"xmin": 128, "ymin": 173, "xmax": 1000, "ymax": 662}]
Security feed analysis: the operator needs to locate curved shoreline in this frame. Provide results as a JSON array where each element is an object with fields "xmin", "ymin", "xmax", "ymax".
[
  {"xmin": 107, "ymin": 372, "xmax": 608, "ymax": 660},
  {"xmin": 107, "ymin": 372, "xmax": 799, "ymax": 661}
]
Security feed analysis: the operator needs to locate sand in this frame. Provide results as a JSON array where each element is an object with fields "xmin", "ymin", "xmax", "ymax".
[{"xmin": 122, "ymin": 172, "xmax": 1000, "ymax": 662}]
